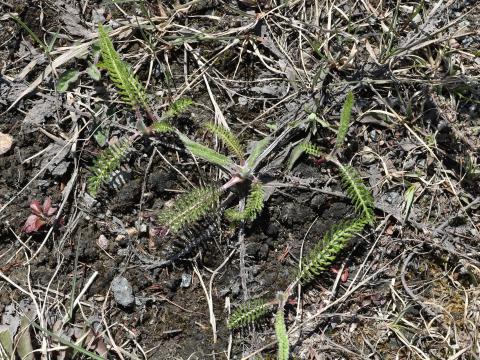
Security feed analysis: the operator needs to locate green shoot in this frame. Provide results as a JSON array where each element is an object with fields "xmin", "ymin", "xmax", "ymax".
[
  {"xmin": 31, "ymin": 322, "xmax": 105, "ymax": 360},
  {"xmin": 158, "ymin": 185, "xmax": 220, "ymax": 233},
  {"xmin": 403, "ymin": 183, "xmax": 417, "ymax": 222},
  {"xmin": 226, "ymin": 181, "xmax": 264, "ymax": 222},
  {"xmin": 336, "ymin": 91, "xmax": 354, "ymax": 148},
  {"xmin": 205, "ymin": 122, "xmax": 244, "ymax": 160},
  {"xmin": 178, "ymin": 133, "xmax": 233, "ymax": 168},
  {"xmin": 228, "ymin": 299, "xmax": 270, "ymax": 329},
  {"xmin": 97, "ymin": 23, "xmax": 147, "ymax": 108},
  {"xmin": 337, "ymin": 163, "xmax": 375, "ymax": 224},
  {"xmin": 151, "ymin": 99, "xmax": 192, "ymax": 133},
  {"xmin": 151, "ymin": 121, "xmax": 175, "ymax": 134},
  {"xmin": 87, "ymin": 138, "xmax": 131, "ymax": 197},
  {"xmin": 164, "ymin": 98, "xmax": 193, "ymax": 119},
  {"xmin": 275, "ymin": 308, "xmax": 289, "ymax": 360},
  {"xmin": 298, "ymin": 219, "xmax": 366, "ymax": 284},
  {"xmin": 301, "ymin": 142, "xmax": 323, "ymax": 157},
  {"xmin": 11, "ymin": 16, "xmax": 50, "ymax": 55}
]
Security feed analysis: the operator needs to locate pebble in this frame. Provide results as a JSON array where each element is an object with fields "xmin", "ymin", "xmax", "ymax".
[
  {"xmin": 180, "ymin": 273, "xmax": 192, "ymax": 288},
  {"xmin": 97, "ymin": 235, "xmax": 108, "ymax": 249},
  {"xmin": 111, "ymin": 276, "xmax": 135, "ymax": 308},
  {"xmin": 0, "ymin": 132, "xmax": 13, "ymax": 155}
]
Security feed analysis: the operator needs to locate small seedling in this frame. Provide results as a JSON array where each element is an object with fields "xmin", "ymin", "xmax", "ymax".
[
  {"xmin": 23, "ymin": 198, "xmax": 57, "ymax": 233},
  {"xmin": 155, "ymin": 124, "xmax": 270, "ymax": 235}
]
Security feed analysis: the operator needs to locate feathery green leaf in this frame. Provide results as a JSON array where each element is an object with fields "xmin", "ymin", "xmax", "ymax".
[
  {"xmin": 97, "ymin": 23, "xmax": 147, "ymax": 108},
  {"xmin": 178, "ymin": 133, "xmax": 233, "ymax": 167},
  {"xmin": 228, "ymin": 299, "xmax": 270, "ymax": 329},
  {"xmin": 151, "ymin": 121, "xmax": 175, "ymax": 134},
  {"xmin": 336, "ymin": 91, "xmax": 354, "ymax": 148},
  {"xmin": 301, "ymin": 142, "xmax": 323, "ymax": 157},
  {"xmin": 298, "ymin": 219, "xmax": 366, "ymax": 284},
  {"xmin": 226, "ymin": 181, "xmax": 264, "ymax": 222},
  {"xmin": 87, "ymin": 138, "xmax": 131, "ymax": 197},
  {"xmin": 275, "ymin": 308, "xmax": 289, "ymax": 360},
  {"xmin": 205, "ymin": 122, "xmax": 244, "ymax": 160},
  {"xmin": 337, "ymin": 163, "xmax": 375, "ymax": 224},
  {"xmin": 164, "ymin": 98, "xmax": 192, "ymax": 118},
  {"xmin": 158, "ymin": 185, "xmax": 220, "ymax": 233}
]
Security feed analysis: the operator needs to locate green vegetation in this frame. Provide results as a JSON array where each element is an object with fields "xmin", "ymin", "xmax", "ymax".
[
  {"xmin": 157, "ymin": 186, "xmax": 221, "ymax": 233},
  {"xmin": 226, "ymin": 93, "xmax": 376, "ymax": 359},
  {"xmin": 337, "ymin": 163, "xmax": 375, "ymax": 224},
  {"xmin": 275, "ymin": 307, "xmax": 289, "ymax": 360},
  {"xmin": 205, "ymin": 122, "xmax": 245, "ymax": 160},
  {"xmin": 226, "ymin": 181, "xmax": 265, "ymax": 222},
  {"xmin": 87, "ymin": 138, "xmax": 131, "ymax": 197},
  {"xmin": 336, "ymin": 91, "xmax": 354, "ymax": 148},
  {"xmin": 227, "ymin": 298, "xmax": 270, "ymax": 329},
  {"xmin": 97, "ymin": 23, "xmax": 147, "ymax": 109},
  {"xmin": 90, "ymin": 24, "xmax": 373, "ymax": 359},
  {"xmin": 298, "ymin": 219, "xmax": 367, "ymax": 283}
]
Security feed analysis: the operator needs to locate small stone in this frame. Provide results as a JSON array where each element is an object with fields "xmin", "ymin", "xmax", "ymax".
[
  {"xmin": 135, "ymin": 221, "xmax": 147, "ymax": 233},
  {"xmin": 97, "ymin": 235, "xmax": 108, "ymax": 249},
  {"xmin": 51, "ymin": 161, "xmax": 69, "ymax": 177},
  {"xmin": 81, "ymin": 193, "xmax": 96, "ymax": 209},
  {"xmin": 111, "ymin": 276, "xmax": 134, "ymax": 308},
  {"xmin": 0, "ymin": 132, "xmax": 13, "ymax": 155},
  {"xmin": 126, "ymin": 227, "xmax": 138, "ymax": 237},
  {"xmin": 180, "ymin": 273, "xmax": 192, "ymax": 288},
  {"xmin": 361, "ymin": 146, "xmax": 376, "ymax": 164}
]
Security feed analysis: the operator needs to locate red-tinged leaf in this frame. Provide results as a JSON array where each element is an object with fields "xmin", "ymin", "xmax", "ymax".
[
  {"xmin": 30, "ymin": 200, "xmax": 43, "ymax": 215},
  {"xmin": 46, "ymin": 205, "xmax": 57, "ymax": 216},
  {"xmin": 23, "ymin": 215, "xmax": 45, "ymax": 233},
  {"xmin": 287, "ymin": 298, "xmax": 297, "ymax": 306},
  {"xmin": 331, "ymin": 266, "xmax": 349, "ymax": 282},
  {"xmin": 42, "ymin": 197, "xmax": 51, "ymax": 213},
  {"xmin": 42, "ymin": 197, "xmax": 57, "ymax": 216},
  {"xmin": 313, "ymin": 158, "xmax": 327, "ymax": 166}
]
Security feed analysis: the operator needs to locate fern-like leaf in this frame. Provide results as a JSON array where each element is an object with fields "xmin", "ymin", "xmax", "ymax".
[
  {"xmin": 205, "ymin": 122, "xmax": 244, "ymax": 160},
  {"xmin": 158, "ymin": 185, "xmax": 220, "ymax": 233},
  {"xmin": 298, "ymin": 219, "xmax": 366, "ymax": 284},
  {"xmin": 226, "ymin": 181, "xmax": 264, "ymax": 222},
  {"xmin": 97, "ymin": 24, "xmax": 147, "ymax": 108},
  {"xmin": 151, "ymin": 121, "xmax": 174, "ymax": 133},
  {"xmin": 336, "ymin": 91, "xmax": 354, "ymax": 148},
  {"xmin": 337, "ymin": 163, "xmax": 375, "ymax": 224},
  {"xmin": 178, "ymin": 133, "xmax": 233, "ymax": 168},
  {"xmin": 275, "ymin": 308, "xmax": 289, "ymax": 360},
  {"xmin": 88, "ymin": 138, "xmax": 131, "ymax": 197},
  {"xmin": 301, "ymin": 142, "xmax": 323, "ymax": 157},
  {"xmin": 228, "ymin": 299, "xmax": 270, "ymax": 329},
  {"xmin": 164, "ymin": 98, "xmax": 192, "ymax": 118}
]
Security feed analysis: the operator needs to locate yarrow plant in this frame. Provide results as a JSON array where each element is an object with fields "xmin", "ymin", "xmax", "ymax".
[
  {"xmin": 227, "ymin": 91, "xmax": 375, "ymax": 359},
  {"xmin": 87, "ymin": 24, "xmax": 373, "ymax": 359}
]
